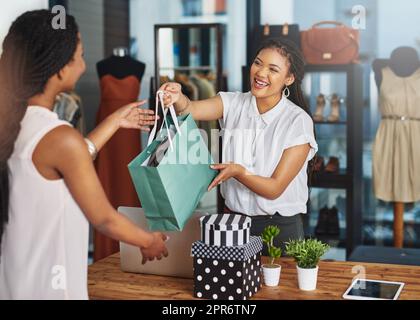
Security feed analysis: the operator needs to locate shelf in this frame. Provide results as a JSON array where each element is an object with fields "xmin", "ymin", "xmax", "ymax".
[
  {"xmin": 305, "ymin": 227, "xmax": 346, "ymax": 246},
  {"xmin": 314, "ymin": 120, "xmax": 347, "ymax": 125},
  {"xmin": 311, "ymin": 169, "xmax": 351, "ymax": 189},
  {"xmin": 159, "ymin": 66, "xmax": 216, "ymax": 71},
  {"xmin": 305, "ymin": 64, "xmax": 361, "ymax": 73},
  {"xmin": 363, "ymin": 218, "xmax": 420, "ymax": 226}
]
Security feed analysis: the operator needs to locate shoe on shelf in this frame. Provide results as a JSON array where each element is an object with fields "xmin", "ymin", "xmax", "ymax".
[
  {"xmin": 325, "ymin": 156, "xmax": 340, "ymax": 174},
  {"xmin": 313, "ymin": 94, "xmax": 326, "ymax": 122},
  {"xmin": 327, "ymin": 206, "xmax": 340, "ymax": 235},
  {"xmin": 313, "ymin": 155, "xmax": 325, "ymax": 172},
  {"xmin": 328, "ymin": 93, "xmax": 341, "ymax": 122},
  {"xmin": 315, "ymin": 206, "xmax": 329, "ymax": 235}
]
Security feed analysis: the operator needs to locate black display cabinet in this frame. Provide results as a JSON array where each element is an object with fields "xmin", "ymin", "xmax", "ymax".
[{"xmin": 305, "ymin": 64, "xmax": 364, "ymax": 259}]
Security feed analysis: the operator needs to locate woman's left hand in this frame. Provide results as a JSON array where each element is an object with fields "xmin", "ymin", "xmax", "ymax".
[
  {"xmin": 110, "ymin": 100, "xmax": 159, "ymax": 132},
  {"xmin": 208, "ymin": 163, "xmax": 246, "ymax": 191}
]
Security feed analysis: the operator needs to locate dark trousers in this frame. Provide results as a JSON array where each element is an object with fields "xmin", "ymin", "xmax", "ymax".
[{"xmin": 228, "ymin": 210, "xmax": 305, "ymax": 256}]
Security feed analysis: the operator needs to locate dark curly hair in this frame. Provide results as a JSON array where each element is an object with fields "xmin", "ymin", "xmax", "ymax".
[
  {"xmin": 254, "ymin": 38, "xmax": 310, "ymax": 116},
  {"xmin": 0, "ymin": 10, "xmax": 79, "ymax": 255}
]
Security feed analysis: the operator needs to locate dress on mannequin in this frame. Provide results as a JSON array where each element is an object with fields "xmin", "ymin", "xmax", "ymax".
[
  {"xmin": 94, "ymin": 47, "xmax": 146, "ymax": 261},
  {"xmin": 372, "ymin": 47, "xmax": 420, "ymax": 248}
]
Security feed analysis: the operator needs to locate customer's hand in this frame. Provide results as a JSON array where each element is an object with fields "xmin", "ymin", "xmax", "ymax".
[
  {"xmin": 140, "ymin": 232, "xmax": 169, "ymax": 264},
  {"xmin": 109, "ymin": 100, "xmax": 159, "ymax": 132},
  {"xmin": 208, "ymin": 163, "xmax": 246, "ymax": 191},
  {"xmin": 158, "ymin": 82, "xmax": 183, "ymax": 107}
]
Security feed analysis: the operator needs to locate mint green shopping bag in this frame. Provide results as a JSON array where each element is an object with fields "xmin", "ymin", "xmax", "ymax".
[{"xmin": 128, "ymin": 92, "xmax": 217, "ymax": 231}]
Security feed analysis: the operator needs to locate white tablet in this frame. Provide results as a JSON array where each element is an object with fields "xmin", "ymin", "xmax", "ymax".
[{"xmin": 343, "ymin": 279, "xmax": 405, "ymax": 300}]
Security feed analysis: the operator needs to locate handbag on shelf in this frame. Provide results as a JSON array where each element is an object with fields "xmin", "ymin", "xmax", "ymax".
[
  {"xmin": 251, "ymin": 23, "xmax": 301, "ymax": 57},
  {"xmin": 301, "ymin": 21, "xmax": 360, "ymax": 65}
]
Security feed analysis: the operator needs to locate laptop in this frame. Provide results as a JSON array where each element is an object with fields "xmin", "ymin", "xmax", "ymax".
[{"xmin": 118, "ymin": 207, "xmax": 207, "ymax": 279}]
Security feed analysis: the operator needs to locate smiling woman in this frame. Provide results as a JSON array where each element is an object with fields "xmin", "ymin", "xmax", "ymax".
[
  {"xmin": 250, "ymin": 39, "xmax": 310, "ymax": 116},
  {"xmin": 158, "ymin": 38, "xmax": 317, "ymax": 255}
]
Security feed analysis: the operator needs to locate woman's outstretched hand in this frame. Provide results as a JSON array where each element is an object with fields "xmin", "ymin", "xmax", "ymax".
[
  {"xmin": 208, "ymin": 163, "xmax": 246, "ymax": 191},
  {"xmin": 111, "ymin": 100, "xmax": 159, "ymax": 132},
  {"xmin": 140, "ymin": 232, "xmax": 169, "ymax": 265},
  {"xmin": 158, "ymin": 82, "xmax": 183, "ymax": 107}
]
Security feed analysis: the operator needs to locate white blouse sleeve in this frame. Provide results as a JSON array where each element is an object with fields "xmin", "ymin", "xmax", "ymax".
[
  {"xmin": 283, "ymin": 112, "xmax": 318, "ymax": 161},
  {"xmin": 217, "ymin": 91, "xmax": 238, "ymax": 129}
]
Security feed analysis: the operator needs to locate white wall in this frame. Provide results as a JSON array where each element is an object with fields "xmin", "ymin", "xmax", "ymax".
[
  {"xmin": 293, "ymin": 0, "xmax": 336, "ymax": 28},
  {"xmin": 261, "ymin": 0, "xmax": 293, "ymax": 24},
  {"xmin": 226, "ymin": 0, "xmax": 246, "ymax": 91},
  {"xmin": 377, "ymin": 0, "xmax": 420, "ymax": 58},
  {"xmin": 129, "ymin": 0, "xmax": 181, "ymax": 104},
  {"xmin": 0, "ymin": 0, "xmax": 49, "ymax": 54}
]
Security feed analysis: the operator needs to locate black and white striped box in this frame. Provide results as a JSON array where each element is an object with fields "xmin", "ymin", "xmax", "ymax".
[{"xmin": 200, "ymin": 214, "xmax": 252, "ymax": 247}]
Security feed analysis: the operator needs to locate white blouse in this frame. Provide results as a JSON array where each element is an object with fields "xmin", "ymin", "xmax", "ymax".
[{"xmin": 218, "ymin": 91, "xmax": 318, "ymax": 217}]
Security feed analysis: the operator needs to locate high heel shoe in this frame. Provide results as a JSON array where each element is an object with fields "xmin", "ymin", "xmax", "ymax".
[
  {"xmin": 328, "ymin": 94, "xmax": 341, "ymax": 122},
  {"xmin": 313, "ymin": 94, "xmax": 326, "ymax": 122},
  {"xmin": 315, "ymin": 206, "xmax": 329, "ymax": 235},
  {"xmin": 313, "ymin": 155, "xmax": 325, "ymax": 172},
  {"xmin": 325, "ymin": 156, "xmax": 340, "ymax": 174}
]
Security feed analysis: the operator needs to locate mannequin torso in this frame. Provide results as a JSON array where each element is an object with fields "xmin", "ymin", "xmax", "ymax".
[
  {"xmin": 96, "ymin": 48, "xmax": 145, "ymax": 81},
  {"xmin": 372, "ymin": 46, "xmax": 420, "ymax": 89},
  {"xmin": 94, "ymin": 48, "xmax": 145, "ymax": 261}
]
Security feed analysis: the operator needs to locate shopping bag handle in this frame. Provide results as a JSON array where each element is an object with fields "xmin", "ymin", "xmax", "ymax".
[{"xmin": 147, "ymin": 90, "xmax": 181, "ymax": 151}]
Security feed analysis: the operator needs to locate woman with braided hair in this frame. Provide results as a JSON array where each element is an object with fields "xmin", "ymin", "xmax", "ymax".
[
  {"xmin": 159, "ymin": 39, "xmax": 318, "ymax": 254},
  {"xmin": 0, "ymin": 10, "xmax": 168, "ymax": 299}
]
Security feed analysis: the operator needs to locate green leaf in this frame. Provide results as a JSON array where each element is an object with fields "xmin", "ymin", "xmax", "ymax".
[
  {"xmin": 285, "ymin": 238, "xmax": 330, "ymax": 269},
  {"xmin": 261, "ymin": 225, "xmax": 282, "ymax": 259}
]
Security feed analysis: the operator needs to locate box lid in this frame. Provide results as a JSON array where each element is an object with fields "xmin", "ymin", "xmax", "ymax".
[
  {"xmin": 200, "ymin": 214, "xmax": 251, "ymax": 231},
  {"xmin": 191, "ymin": 236, "xmax": 262, "ymax": 261}
]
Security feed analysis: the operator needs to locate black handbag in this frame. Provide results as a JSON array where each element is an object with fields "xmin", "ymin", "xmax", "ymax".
[{"xmin": 251, "ymin": 23, "xmax": 301, "ymax": 58}]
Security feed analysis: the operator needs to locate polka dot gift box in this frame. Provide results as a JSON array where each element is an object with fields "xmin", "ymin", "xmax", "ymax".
[
  {"xmin": 200, "ymin": 214, "xmax": 252, "ymax": 247},
  {"xmin": 191, "ymin": 236, "xmax": 263, "ymax": 300}
]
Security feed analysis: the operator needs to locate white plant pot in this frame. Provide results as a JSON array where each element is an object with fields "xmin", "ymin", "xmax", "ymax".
[
  {"xmin": 262, "ymin": 264, "xmax": 281, "ymax": 287},
  {"xmin": 296, "ymin": 265, "xmax": 319, "ymax": 291}
]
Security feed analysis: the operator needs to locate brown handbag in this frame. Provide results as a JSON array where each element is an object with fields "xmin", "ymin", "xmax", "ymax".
[{"xmin": 301, "ymin": 21, "xmax": 360, "ymax": 65}]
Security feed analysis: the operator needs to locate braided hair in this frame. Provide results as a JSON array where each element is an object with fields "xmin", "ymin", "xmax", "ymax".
[
  {"xmin": 0, "ymin": 10, "xmax": 79, "ymax": 254},
  {"xmin": 253, "ymin": 39, "xmax": 317, "ymax": 188},
  {"xmin": 254, "ymin": 38, "xmax": 310, "ymax": 116}
]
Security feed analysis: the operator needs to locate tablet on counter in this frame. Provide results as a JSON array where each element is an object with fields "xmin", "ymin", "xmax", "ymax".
[{"xmin": 342, "ymin": 279, "xmax": 404, "ymax": 300}]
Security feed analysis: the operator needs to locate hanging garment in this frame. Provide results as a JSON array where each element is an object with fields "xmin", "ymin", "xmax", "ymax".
[
  {"xmin": 94, "ymin": 75, "xmax": 142, "ymax": 261},
  {"xmin": 53, "ymin": 91, "xmax": 85, "ymax": 134},
  {"xmin": 372, "ymin": 67, "xmax": 420, "ymax": 202},
  {"xmin": 0, "ymin": 106, "xmax": 89, "ymax": 299}
]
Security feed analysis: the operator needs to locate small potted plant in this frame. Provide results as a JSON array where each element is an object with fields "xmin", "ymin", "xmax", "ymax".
[
  {"xmin": 261, "ymin": 225, "xmax": 282, "ymax": 287},
  {"xmin": 285, "ymin": 238, "xmax": 330, "ymax": 291}
]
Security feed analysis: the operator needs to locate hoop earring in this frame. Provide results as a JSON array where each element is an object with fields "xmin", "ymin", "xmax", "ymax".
[{"xmin": 283, "ymin": 86, "xmax": 290, "ymax": 98}]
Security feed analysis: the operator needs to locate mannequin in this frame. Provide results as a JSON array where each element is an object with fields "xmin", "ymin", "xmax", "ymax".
[
  {"xmin": 94, "ymin": 47, "xmax": 146, "ymax": 261},
  {"xmin": 372, "ymin": 47, "xmax": 420, "ymax": 248},
  {"xmin": 96, "ymin": 47, "xmax": 145, "ymax": 81},
  {"xmin": 373, "ymin": 47, "xmax": 420, "ymax": 88}
]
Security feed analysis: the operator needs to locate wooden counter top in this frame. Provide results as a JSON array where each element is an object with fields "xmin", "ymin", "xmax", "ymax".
[{"xmin": 88, "ymin": 253, "xmax": 420, "ymax": 300}]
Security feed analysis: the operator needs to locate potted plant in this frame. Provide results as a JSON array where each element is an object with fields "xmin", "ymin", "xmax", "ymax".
[
  {"xmin": 261, "ymin": 225, "xmax": 282, "ymax": 287},
  {"xmin": 285, "ymin": 238, "xmax": 330, "ymax": 291}
]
